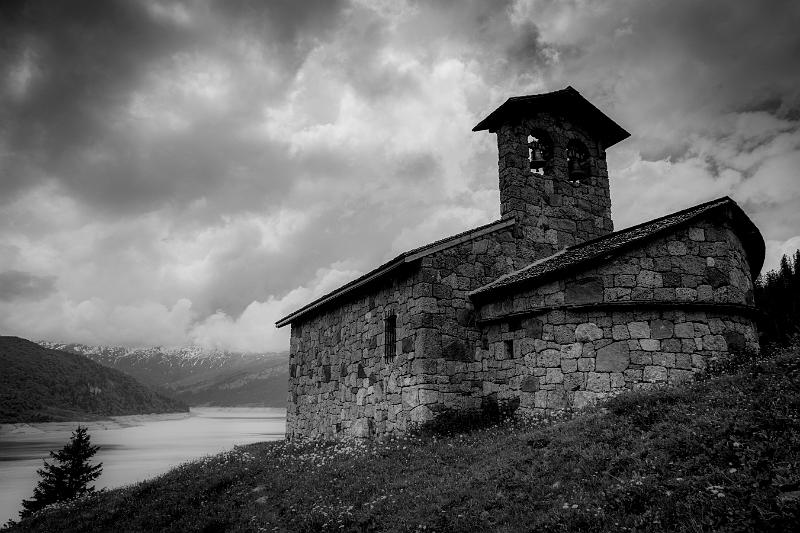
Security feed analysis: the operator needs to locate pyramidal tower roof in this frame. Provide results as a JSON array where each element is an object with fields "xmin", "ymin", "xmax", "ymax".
[{"xmin": 472, "ymin": 86, "xmax": 630, "ymax": 149}]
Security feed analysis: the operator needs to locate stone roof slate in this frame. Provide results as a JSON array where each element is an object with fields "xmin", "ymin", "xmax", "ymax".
[
  {"xmin": 470, "ymin": 196, "xmax": 764, "ymax": 300},
  {"xmin": 275, "ymin": 217, "xmax": 516, "ymax": 327},
  {"xmin": 472, "ymin": 86, "xmax": 630, "ymax": 148}
]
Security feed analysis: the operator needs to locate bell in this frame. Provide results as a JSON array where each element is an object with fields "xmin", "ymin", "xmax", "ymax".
[{"xmin": 529, "ymin": 148, "xmax": 547, "ymax": 169}]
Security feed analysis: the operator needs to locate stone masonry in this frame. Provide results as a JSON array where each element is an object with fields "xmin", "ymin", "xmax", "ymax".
[{"xmin": 277, "ymin": 87, "xmax": 765, "ymax": 440}]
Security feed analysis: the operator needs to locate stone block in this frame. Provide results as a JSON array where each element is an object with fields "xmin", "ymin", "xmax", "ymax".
[
  {"xmin": 596, "ymin": 341, "xmax": 630, "ymax": 372},
  {"xmin": 546, "ymin": 389, "xmax": 567, "ymax": 409},
  {"xmin": 637, "ymin": 270, "xmax": 662, "ymax": 288},
  {"xmin": 442, "ymin": 339, "xmax": 471, "ymax": 361},
  {"xmin": 676, "ymin": 288, "xmax": 697, "ymax": 301},
  {"xmin": 577, "ymin": 357, "xmax": 595, "ymax": 371},
  {"xmin": 651, "ymin": 352, "xmax": 675, "ymax": 367},
  {"xmin": 561, "ymin": 359, "xmax": 578, "ymax": 373},
  {"xmin": 612, "ymin": 325, "xmax": 630, "ymax": 340},
  {"xmin": 563, "ymin": 372, "xmax": 584, "ymax": 391},
  {"xmin": 640, "ymin": 339, "xmax": 660, "ymax": 351},
  {"xmin": 565, "ymin": 277, "xmax": 604, "ymax": 304},
  {"xmin": 674, "ymin": 323, "xmax": 695, "ymax": 338},
  {"xmin": 705, "ymin": 267, "xmax": 727, "ymax": 289},
  {"xmin": 616, "ymin": 274, "xmax": 636, "ymax": 287},
  {"xmin": 523, "ymin": 318, "xmax": 543, "ymax": 337},
  {"xmin": 610, "ymin": 372, "xmax": 625, "ymax": 388},
  {"xmin": 401, "ymin": 387, "xmax": 418, "ymax": 407},
  {"xmin": 623, "ymin": 369, "xmax": 642, "ymax": 382},
  {"xmin": 703, "ymin": 335, "xmax": 727, "ymax": 351},
  {"xmin": 643, "ymin": 366, "xmax": 667, "ymax": 382},
  {"xmin": 628, "ymin": 321, "xmax": 650, "ymax": 339},
  {"xmin": 351, "ymin": 418, "xmax": 372, "ymax": 438},
  {"xmin": 561, "ymin": 342, "xmax": 583, "ymax": 359},
  {"xmin": 573, "ymin": 390, "xmax": 598, "ymax": 408},
  {"xmin": 688, "ymin": 228, "xmax": 705, "ymax": 241},
  {"xmin": 668, "ymin": 369, "xmax": 694, "ymax": 384},
  {"xmin": 414, "ymin": 329, "xmax": 442, "ymax": 358},
  {"xmin": 537, "ymin": 349, "xmax": 561, "ymax": 367},
  {"xmin": 650, "ymin": 319, "xmax": 674, "ymax": 339},
  {"xmin": 554, "ymin": 325, "xmax": 576, "ymax": 343},
  {"xmin": 546, "ymin": 368, "xmax": 564, "ymax": 384},
  {"xmin": 575, "ymin": 323, "xmax": 603, "ymax": 342},
  {"xmin": 661, "ymin": 338, "xmax": 681, "ymax": 352},
  {"xmin": 410, "ymin": 405, "xmax": 434, "ymax": 423},
  {"xmin": 418, "ymin": 389, "xmax": 438, "ymax": 404},
  {"xmin": 586, "ymin": 372, "xmax": 611, "ymax": 392},
  {"xmin": 667, "ymin": 241, "xmax": 688, "ymax": 255},
  {"xmin": 604, "ymin": 288, "xmax": 631, "ymax": 301},
  {"xmin": 520, "ymin": 375, "xmax": 540, "ymax": 392}
]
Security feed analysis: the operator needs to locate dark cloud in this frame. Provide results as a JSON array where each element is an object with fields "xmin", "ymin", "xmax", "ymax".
[
  {"xmin": 0, "ymin": 270, "xmax": 56, "ymax": 301},
  {"xmin": 0, "ymin": 0, "xmax": 348, "ymax": 216},
  {"xmin": 1, "ymin": 0, "xmax": 798, "ymax": 349}
]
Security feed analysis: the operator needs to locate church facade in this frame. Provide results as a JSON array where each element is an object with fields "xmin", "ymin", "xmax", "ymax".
[{"xmin": 276, "ymin": 87, "xmax": 764, "ymax": 440}]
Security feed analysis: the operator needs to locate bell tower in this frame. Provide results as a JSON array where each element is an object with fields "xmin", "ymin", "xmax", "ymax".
[{"xmin": 473, "ymin": 86, "xmax": 629, "ymax": 254}]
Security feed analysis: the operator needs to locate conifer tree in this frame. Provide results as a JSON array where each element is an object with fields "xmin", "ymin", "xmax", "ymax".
[
  {"xmin": 19, "ymin": 426, "xmax": 103, "ymax": 519},
  {"xmin": 754, "ymin": 249, "xmax": 800, "ymax": 343}
]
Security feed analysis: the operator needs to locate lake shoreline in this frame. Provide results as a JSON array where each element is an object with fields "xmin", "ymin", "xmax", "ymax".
[
  {"xmin": 0, "ymin": 407, "xmax": 287, "ymax": 437},
  {"xmin": 0, "ymin": 407, "xmax": 286, "ymax": 524}
]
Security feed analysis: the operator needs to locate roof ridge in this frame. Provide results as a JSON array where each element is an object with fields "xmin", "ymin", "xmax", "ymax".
[
  {"xmin": 470, "ymin": 196, "xmax": 745, "ymax": 298},
  {"xmin": 275, "ymin": 217, "xmax": 515, "ymax": 327}
]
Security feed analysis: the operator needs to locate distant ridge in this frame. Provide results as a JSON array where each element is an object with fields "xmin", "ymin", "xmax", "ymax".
[
  {"xmin": 40, "ymin": 342, "xmax": 290, "ymax": 407},
  {"xmin": 0, "ymin": 336, "xmax": 188, "ymax": 423}
]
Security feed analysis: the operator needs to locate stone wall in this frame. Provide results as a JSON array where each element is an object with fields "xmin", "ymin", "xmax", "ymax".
[
  {"xmin": 286, "ymin": 222, "xmax": 552, "ymax": 440},
  {"xmin": 474, "ymin": 219, "xmax": 759, "ymax": 414},
  {"xmin": 287, "ymin": 216, "xmax": 759, "ymax": 438}
]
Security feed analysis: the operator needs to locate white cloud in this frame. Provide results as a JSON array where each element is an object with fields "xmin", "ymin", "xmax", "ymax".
[{"xmin": 189, "ymin": 265, "xmax": 363, "ymax": 352}]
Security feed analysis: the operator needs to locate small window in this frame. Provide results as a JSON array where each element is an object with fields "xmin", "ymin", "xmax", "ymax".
[
  {"xmin": 566, "ymin": 139, "xmax": 590, "ymax": 184},
  {"xmin": 384, "ymin": 314, "xmax": 397, "ymax": 361},
  {"xmin": 504, "ymin": 339, "xmax": 514, "ymax": 358}
]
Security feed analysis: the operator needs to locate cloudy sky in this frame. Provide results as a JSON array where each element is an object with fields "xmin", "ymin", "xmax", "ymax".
[{"xmin": 1, "ymin": 0, "xmax": 799, "ymax": 352}]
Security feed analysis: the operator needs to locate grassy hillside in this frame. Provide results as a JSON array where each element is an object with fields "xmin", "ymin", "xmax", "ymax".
[
  {"xmin": 0, "ymin": 337, "xmax": 188, "ymax": 423},
  {"xmin": 6, "ymin": 345, "xmax": 800, "ymax": 532}
]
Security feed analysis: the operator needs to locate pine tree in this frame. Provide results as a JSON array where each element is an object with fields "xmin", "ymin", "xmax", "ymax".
[
  {"xmin": 19, "ymin": 426, "xmax": 103, "ymax": 519},
  {"xmin": 755, "ymin": 250, "xmax": 800, "ymax": 343}
]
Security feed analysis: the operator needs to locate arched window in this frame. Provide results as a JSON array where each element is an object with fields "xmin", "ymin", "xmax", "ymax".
[
  {"xmin": 566, "ymin": 139, "xmax": 590, "ymax": 184},
  {"xmin": 527, "ymin": 129, "xmax": 552, "ymax": 175}
]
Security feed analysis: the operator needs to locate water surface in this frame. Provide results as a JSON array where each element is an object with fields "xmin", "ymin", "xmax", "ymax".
[{"xmin": 0, "ymin": 407, "xmax": 285, "ymax": 524}]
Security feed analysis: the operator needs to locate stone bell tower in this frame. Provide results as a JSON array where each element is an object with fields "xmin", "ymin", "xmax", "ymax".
[{"xmin": 473, "ymin": 86, "xmax": 630, "ymax": 253}]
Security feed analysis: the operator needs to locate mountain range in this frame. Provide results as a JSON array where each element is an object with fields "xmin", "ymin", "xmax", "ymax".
[
  {"xmin": 39, "ymin": 342, "xmax": 290, "ymax": 407},
  {"xmin": 0, "ymin": 336, "xmax": 188, "ymax": 423}
]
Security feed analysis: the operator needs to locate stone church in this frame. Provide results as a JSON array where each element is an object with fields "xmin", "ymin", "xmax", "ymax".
[{"xmin": 276, "ymin": 87, "xmax": 764, "ymax": 440}]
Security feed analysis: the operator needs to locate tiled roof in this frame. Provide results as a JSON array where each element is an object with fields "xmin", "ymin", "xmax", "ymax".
[
  {"xmin": 470, "ymin": 196, "xmax": 764, "ymax": 299},
  {"xmin": 275, "ymin": 218, "xmax": 516, "ymax": 327}
]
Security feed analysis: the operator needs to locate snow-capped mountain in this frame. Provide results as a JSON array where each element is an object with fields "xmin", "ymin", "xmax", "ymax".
[{"xmin": 38, "ymin": 342, "xmax": 289, "ymax": 407}]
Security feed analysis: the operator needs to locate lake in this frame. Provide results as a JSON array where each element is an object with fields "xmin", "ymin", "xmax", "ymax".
[{"xmin": 0, "ymin": 407, "xmax": 286, "ymax": 525}]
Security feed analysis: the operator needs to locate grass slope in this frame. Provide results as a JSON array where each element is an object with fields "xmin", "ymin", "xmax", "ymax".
[
  {"xmin": 7, "ymin": 346, "xmax": 800, "ymax": 532},
  {"xmin": 0, "ymin": 336, "xmax": 188, "ymax": 423}
]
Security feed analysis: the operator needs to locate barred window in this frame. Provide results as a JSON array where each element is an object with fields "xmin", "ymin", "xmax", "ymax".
[{"xmin": 384, "ymin": 314, "xmax": 397, "ymax": 361}]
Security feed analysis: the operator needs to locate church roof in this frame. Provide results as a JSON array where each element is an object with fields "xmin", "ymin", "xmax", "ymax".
[
  {"xmin": 472, "ymin": 86, "xmax": 631, "ymax": 149},
  {"xmin": 469, "ymin": 196, "xmax": 765, "ymax": 300},
  {"xmin": 275, "ymin": 218, "xmax": 516, "ymax": 327}
]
